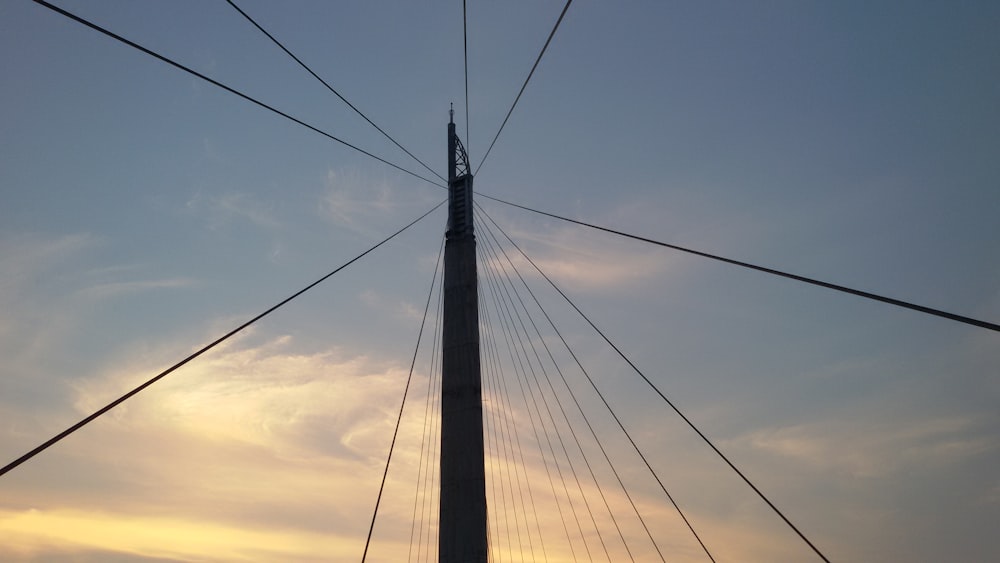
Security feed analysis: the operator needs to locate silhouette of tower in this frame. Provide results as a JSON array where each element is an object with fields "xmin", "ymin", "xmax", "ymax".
[{"xmin": 438, "ymin": 107, "xmax": 488, "ymax": 562}]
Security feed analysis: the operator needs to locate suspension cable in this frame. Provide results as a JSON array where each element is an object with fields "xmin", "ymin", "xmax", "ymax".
[
  {"xmin": 480, "ymin": 257, "xmax": 583, "ymax": 560},
  {"xmin": 476, "ymin": 0, "xmax": 573, "ymax": 175},
  {"xmin": 480, "ymin": 193, "xmax": 999, "ymax": 333},
  {"xmin": 31, "ymin": 0, "xmax": 445, "ymax": 189},
  {"xmin": 480, "ymin": 234, "xmax": 614, "ymax": 561},
  {"xmin": 480, "ymin": 280, "xmax": 549, "ymax": 562},
  {"xmin": 480, "ymin": 279, "xmax": 528, "ymax": 561},
  {"xmin": 0, "ymin": 201, "xmax": 445, "ymax": 479},
  {"xmin": 478, "ymin": 206, "xmax": 709, "ymax": 561},
  {"xmin": 407, "ymin": 238, "xmax": 444, "ymax": 563},
  {"xmin": 476, "ymin": 210, "xmax": 643, "ymax": 561},
  {"xmin": 225, "ymin": 0, "xmax": 446, "ymax": 183},
  {"xmin": 362, "ymin": 231, "xmax": 446, "ymax": 562},
  {"xmin": 463, "ymin": 0, "xmax": 471, "ymax": 158},
  {"xmin": 478, "ymin": 205, "xmax": 829, "ymax": 562},
  {"xmin": 415, "ymin": 300, "xmax": 445, "ymax": 563}
]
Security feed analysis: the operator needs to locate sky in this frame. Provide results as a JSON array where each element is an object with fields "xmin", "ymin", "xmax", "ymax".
[{"xmin": 1, "ymin": 0, "xmax": 999, "ymax": 561}]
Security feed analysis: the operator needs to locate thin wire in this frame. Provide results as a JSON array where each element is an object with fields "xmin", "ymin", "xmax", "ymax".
[
  {"xmin": 482, "ymin": 235, "xmax": 611, "ymax": 561},
  {"xmin": 0, "ymin": 200, "xmax": 445, "ymax": 479},
  {"xmin": 480, "ymin": 193, "xmax": 999, "ymax": 333},
  {"xmin": 480, "ymin": 275, "xmax": 549, "ymax": 562},
  {"xmin": 482, "ymin": 254, "xmax": 547, "ymax": 562},
  {"xmin": 482, "ymin": 269, "xmax": 533, "ymax": 561},
  {"xmin": 416, "ymin": 301, "xmax": 444, "ymax": 563},
  {"xmin": 476, "ymin": 212, "xmax": 633, "ymax": 561},
  {"xmin": 362, "ymin": 228, "xmax": 446, "ymax": 562},
  {"xmin": 225, "ymin": 0, "xmax": 446, "ymax": 184},
  {"xmin": 480, "ymin": 207, "xmax": 828, "ymax": 562},
  {"xmin": 475, "ymin": 0, "xmax": 573, "ymax": 175},
  {"xmin": 475, "ymin": 207, "xmax": 661, "ymax": 561},
  {"xmin": 413, "ymin": 292, "xmax": 444, "ymax": 562},
  {"xmin": 463, "ymin": 0, "xmax": 471, "ymax": 158},
  {"xmin": 32, "ymin": 0, "xmax": 445, "ymax": 189},
  {"xmin": 482, "ymin": 260, "xmax": 579, "ymax": 560},
  {"xmin": 479, "ymin": 280, "xmax": 516, "ymax": 561},
  {"xmin": 408, "ymin": 237, "xmax": 445, "ymax": 563},
  {"xmin": 478, "ymin": 305, "xmax": 506, "ymax": 563},
  {"xmin": 480, "ymin": 246, "xmax": 587, "ymax": 561},
  {"xmin": 480, "ymin": 207, "xmax": 713, "ymax": 561},
  {"xmin": 481, "ymin": 289, "xmax": 520, "ymax": 561}
]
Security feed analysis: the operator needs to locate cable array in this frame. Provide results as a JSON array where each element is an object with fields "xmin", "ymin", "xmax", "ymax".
[
  {"xmin": 362, "ymin": 235, "xmax": 446, "ymax": 561},
  {"xmin": 225, "ymin": 0, "xmax": 446, "ymax": 183},
  {"xmin": 482, "ymin": 299, "xmax": 532, "ymax": 561},
  {"xmin": 476, "ymin": 207, "xmax": 717, "ymax": 561},
  {"xmin": 23, "ymin": 1, "xmax": 989, "ymax": 560},
  {"xmin": 477, "ymin": 204, "xmax": 828, "ymax": 562},
  {"xmin": 407, "ymin": 279, "xmax": 443, "ymax": 563},
  {"xmin": 484, "ymin": 240, "xmax": 614, "ymax": 561},
  {"xmin": 409, "ymin": 285, "xmax": 444, "ymax": 563},
  {"xmin": 481, "ymin": 264, "xmax": 582, "ymax": 560},
  {"xmin": 475, "ymin": 208, "xmax": 663, "ymax": 562},
  {"xmin": 31, "ymin": 0, "xmax": 444, "ymax": 189}
]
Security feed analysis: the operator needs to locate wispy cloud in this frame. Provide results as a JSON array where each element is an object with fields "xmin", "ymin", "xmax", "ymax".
[
  {"xmin": 0, "ymin": 234, "xmax": 102, "ymax": 388},
  {"xmin": 741, "ymin": 414, "xmax": 995, "ymax": 478},
  {"xmin": 186, "ymin": 191, "xmax": 279, "ymax": 230},
  {"xmin": 70, "ymin": 333, "xmax": 404, "ymax": 457},
  {"xmin": 360, "ymin": 289, "xmax": 422, "ymax": 321},
  {"xmin": 319, "ymin": 168, "xmax": 397, "ymax": 232},
  {"xmin": 479, "ymin": 220, "xmax": 678, "ymax": 292},
  {"xmin": 0, "ymin": 508, "xmax": 368, "ymax": 562},
  {"xmin": 0, "ymin": 233, "xmax": 99, "ymax": 294},
  {"xmin": 1, "ymin": 329, "xmax": 427, "ymax": 561},
  {"xmin": 76, "ymin": 278, "xmax": 197, "ymax": 301},
  {"xmin": 0, "ymin": 233, "xmax": 204, "ymax": 415},
  {"xmin": 316, "ymin": 167, "xmax": 443, "ymax": 238}
]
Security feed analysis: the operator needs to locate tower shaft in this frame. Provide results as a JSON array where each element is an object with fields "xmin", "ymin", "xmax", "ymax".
[{"xmin": 438, "ymin": 111, "xmax": 487, "ymax": 562}]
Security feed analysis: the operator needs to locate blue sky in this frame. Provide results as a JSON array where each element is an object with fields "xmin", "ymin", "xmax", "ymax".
[{"xmin": 1, "ymin": 1, "xmax": 998, "ymax": 561}]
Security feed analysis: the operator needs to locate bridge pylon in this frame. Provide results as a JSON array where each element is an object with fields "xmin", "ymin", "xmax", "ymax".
[{"xmin": 438, "ymin": 107, "xmax": 488, "ymax": 562}]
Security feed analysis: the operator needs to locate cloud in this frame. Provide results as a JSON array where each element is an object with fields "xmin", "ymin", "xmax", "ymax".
[
  {"xmin": 0, "ymin": 233, "xmax": 202, "ymax": 396},
  {"xmin": 317, "ymin": 167, "xmax": 443, "ymax": 237},
  {"xmin": 477, "ymin": 220, "xmax": 677, "ymax": 292},
  {"xmin": 76, "ymin": 278, "xmax": 197, "ymax": 301},
  {"xmin": 186, "ymin": 191, "xmax": 279, "ymax": 230},
  {"xmin": 0, "ymin": 508, "xmax": 366, "ymax": 563},
  {"xmin": 69, "ymin": 332, "xmax": 407, "ymax": 461},
  {"xmin": 0, "ymin": 233, "xmax": 99, "ymax": 295},
  {"xmin": 741, "ymin": 414, "xmax": 995, "ymax": 479},
  {"xmin": 319, "ymin": 168, "xmax": 397, "ymax": 231},
  {"xmin": 360, "ymin": 289, "xmax": 422, "ymax": 321},
  {"xmin": 0, "ymin": 234, "xmax": 105, "ymax": 395},
  {"xmin": 4, "ymin": 316, "xmax": 731, "ymax": 562},
  {"xmin": 2, "ymin": 234, "xmax": 994, "ymax": 562},
  {"xmin": 0, "ymin": 327, "xmax": 437, "ymax": 561}
]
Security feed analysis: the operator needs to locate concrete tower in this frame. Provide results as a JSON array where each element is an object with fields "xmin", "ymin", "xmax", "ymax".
[{"xmin": 438, "ymin": 108, "xmax": 488, "ymax": 562}]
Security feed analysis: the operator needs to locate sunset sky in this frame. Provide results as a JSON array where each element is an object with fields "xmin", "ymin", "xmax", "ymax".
[{"xmin": 1, "ymin": 1, "xmax": 999, "ymax": 561}]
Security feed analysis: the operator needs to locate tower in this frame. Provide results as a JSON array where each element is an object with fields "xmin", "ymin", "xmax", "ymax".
[{"xmin": 438, "ymin": 107, "xmax": 488, "ymax": 562}]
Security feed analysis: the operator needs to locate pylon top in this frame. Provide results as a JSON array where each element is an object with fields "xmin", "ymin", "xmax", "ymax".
[{"xmin": 447, "ymin": 112, "xmax": 473, "ymax": 238}]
